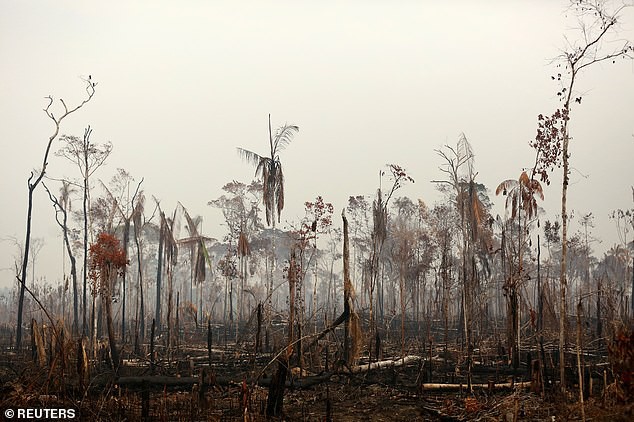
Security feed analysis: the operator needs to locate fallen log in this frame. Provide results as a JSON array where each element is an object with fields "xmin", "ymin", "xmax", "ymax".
[
  {"xmin": 90, "ymin": 374, "xmax": 236, "ymax": 391},
  {"xmin": 262, "ymin": 356, "xmax": 422, "ymax": 389},
  {"xmin": 351, "ymin": 355, "xmax": 421, "ymax": 373},
  {"xmin": 420, "ymin": 381, "xmax": 531, "ymax": 391},
  {"xmin": 116, "ymin": 375, "xmax": 199, "ymax": 387},
  {"xmin": 108, "ymin": 358, "xmax": 421, "ymax": 391}
]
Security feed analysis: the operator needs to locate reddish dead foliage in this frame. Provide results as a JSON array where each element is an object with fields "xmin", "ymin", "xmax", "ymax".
[{"xmin": 609, "ymin": 328, "xmax": 634, "ymax": 402}]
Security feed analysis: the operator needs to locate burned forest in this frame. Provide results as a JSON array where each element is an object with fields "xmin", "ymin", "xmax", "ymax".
[{"xmin": 1, "ymin": 1, "xmax": 634, "ymax": 421}]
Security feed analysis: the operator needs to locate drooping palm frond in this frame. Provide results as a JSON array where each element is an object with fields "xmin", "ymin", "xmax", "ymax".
[
  {"xmin": 237, "ymin": 147, "xmax": 266, "ymax": 170},
  {"xmin": 238, "ymin": 231, "xmax": 250, "ymax": 257},
  {"xmin": 195, "ymin": 246, "xmax": 206, "ymax": 282},
  {"xmin": 161, "ymin": 208, "xmax": 179, "ymax": 266},
  {"xmin": 132, "ymin": 193, "xmax": 145, "ymax": 234},
  {"xmin": 275, "ymin": 164, "xmax": 284, "ymax": 223},
  {"xmin": 495, "ymin": 179, "xmax": 517, "ymax": 196},
  {"xmin": 255, "ymin": 156, "xmax": 270, "ymax": 179},
  {"xmin": 511, "ymin": 194, "xmax": 519, "ymax": 220},
  {"xmin": 262, "ymin": 163, "xmax": 273, "ymax": 225},
  {"xmin": 180, "ymin": 205, "xmax": 202, "ymax": 238},
  {"xmin": 454, "ymin": 181, "xmax": 491, "ymax": 244},
  {"xmin": 178, "ymin": 202, "xmax": 215, "ymax": 278},
  {"xmin": 469, "ymin": 181, "xmax": 486, "ymax": 240}
]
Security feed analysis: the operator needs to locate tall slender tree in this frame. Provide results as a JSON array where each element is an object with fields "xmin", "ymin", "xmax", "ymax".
[
  {"xmin": 16, "ymin": 78, "xmax": 96, "ymax": 349},
  {"xmin": 532, "ymin": 0, "xmax": 633, "ymax": 390},
  {"xmin": 43, "ymin": 181, "xmax": 80, "ymax": 335},
  {"xmin": 100, "ymin": 169, "xmax": 143, "ymax": 343},
  {"xmin": 152, "ymin": 199, "xmax": 177, "ymax": 339},
  {"xmin": 180, "ymin": 203, "xmax": 214, "ymax": 325},
  {"xmin": 131, "ymin": 192, "xmax": 146, "ymax": 345},
  {"xmin": 434, "ymin": 135, "xmax": 491, "ymax": 390},
  {"xmin": 57, "ymin": 127, "xmax": 112, "ymax": 336},
  {"xmin": 368, "ymin": 165, "xmax": 413, "ymax": 361}
]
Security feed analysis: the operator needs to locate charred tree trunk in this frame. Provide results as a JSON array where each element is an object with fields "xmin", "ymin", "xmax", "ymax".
[
  {"xmin": 16, "ymin": 82, "xmax": 95, "ymax": 349},
  {"xmin": 156, "ymin": 219, "xmax": 164, "ymax": 334},
  {"xmin": 343, "ymin": 212, "xmax": 352, "ymax": 364},
  {"xmin": 104, "ymin": 276, "xmax": 119, "ymax": 369},
  {"xmin": 150, "ymin": 318, "xmax": 155, "ymax": 374},
  {"xmin": 256, "ymin": 302, "xmax": 262, "ymax": 354},
  {"xmin": 508, "ymin": 286, "xmax": 520, "ymax": 370},
  {"xmin": 576, "ymin": 299, "xmax": 586, "ymax": 421},
  {"xmin": 266, "ymin": 360, "xmax": 288, "ymax": 417},
  {"xmin": 82, "ymin": 142, "xmax": 89, "ymax": 337},
  {"xmin": 121, "ymin": 220, "xmax": 130, "ymax": 343},
  {"xmin": 44, "ymin": 184, "xmax": 80, "ymax": 336},
  {"xmin": 596, "ymin": 279, "xmax": 602, "ymax": 345},
  {"xmin": 207, "ymin": 319, "xmax": 212, "ymax": 367},
  {"xmin": 266, "ymin": 250, "xmax": 297, "ymax": 417},
  {"xmin": 134, "ymin": 222, "xmax": 145, "ymax": 343}
]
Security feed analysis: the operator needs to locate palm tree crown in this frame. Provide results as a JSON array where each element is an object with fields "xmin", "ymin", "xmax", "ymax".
[
  {"xmin": 237, "ymin": 114, "xmax": 299, "ymax": 226},
  {"xmin": 496, "ymin": 171, "xmax": 544, "ymax": 220}
]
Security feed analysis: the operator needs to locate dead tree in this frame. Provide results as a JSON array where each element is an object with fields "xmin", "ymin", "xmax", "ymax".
[
  {"xmin": 57, "ymin": 126, "xmax": 111, "ymax": 337},
  {"xmin": 43, "ymin": 181, "xmax": 80, "ymax": 335},
  {"xmin": 266, "ymin": 250, "xmax": 298, "ymax": 417},
  {"xmin": 300, "ymin": 210, "xmax": 361, "ymax": 368},
  {"xmin": 16, "ymin": 78, "xmax": 96, "ymax": 349},
  {"xmin": 99, "ymin": 172, "xmax": 143, "ymax": 343}
]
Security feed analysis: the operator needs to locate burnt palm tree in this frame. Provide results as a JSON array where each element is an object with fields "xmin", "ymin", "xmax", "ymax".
[
  {"xmin": 435, "ymin": 134, "xmax": 492, "ymax": 391},
  {"xmin": 496, "ymin": 171, "xmax": 543, "ymax": 368},
  {"xmin": 237, "ymin": 115, "xmax": 298, "ymax": 322},
  {"xmin": 179, "ymin": 204, "xmax": 213, "ymax": 327}
]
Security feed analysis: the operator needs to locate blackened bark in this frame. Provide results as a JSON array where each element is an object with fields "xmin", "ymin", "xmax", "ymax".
[
  {"xmin": 155, "ymin": 218, "xmax": 164, "ymax": 333},
  {"xmin": 266, "ymin": 358, "xmax": 288, "ymax": 417}
]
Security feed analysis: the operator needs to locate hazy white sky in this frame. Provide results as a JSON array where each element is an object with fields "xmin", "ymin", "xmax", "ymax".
[{"xmin": 1, "ymin": 1, "xmax": 633, "ymax": 289}]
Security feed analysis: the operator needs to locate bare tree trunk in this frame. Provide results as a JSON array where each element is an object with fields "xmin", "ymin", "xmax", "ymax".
[
  {"xmin": 399, "ymin": 264, "xmax": 405, "ymax": 359},
  {"xmin": 596, "ymin": 279, "xmax": 602, "ymax": 343},
  {"xmin": 17, "ymin": 187, "xmax": 36, "ymax": 350},
  {"xmin": 134, "ymin": 221, "xmax": 145, "ymax": 343},
  {"xmin": 560, "ymin": 120, "xmax": 570, "ymax": 392},
  {"xmin": 155, "ymin": 218, "xmax": 164, "ymax": 333},
  {"xmin": 45, "ymin": 182, "xmax": 80, "ymax": 334},
  {"xmin": 104, "ymin": 278, "xmax": 119, "ymax": 369},
  {"xmin": 121, "ymin": 220, "xmax": 130, "ymax": 343},
  {"xmin": 576, "ymin": 300, "xmax": 585, "ymax": 422},
  {"xmin": 343, "ymin": 212, "xmax": 351, "ymax": 364},
  {"xmin": 266, "ymin": 250, "xmax": 296, "ymax": 417},
  {"xmin": 167, "ymin": 266, "xmax": 173, "ymax": 353},
  {"xmin": 82, "ymin": 137, "xmax": 89, "ymax": 337},
  {"xmin": 16, "ymin": 81, "xmax": 95, "ymax": 349}
]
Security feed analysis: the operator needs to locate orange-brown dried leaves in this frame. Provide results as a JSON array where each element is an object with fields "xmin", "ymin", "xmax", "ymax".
[
  {"xmin": 89, "ymin": 232, "xmax": 128, "ymax": 297},
  {"xmin": 608, "ymin": 329, "xmax": 634, "ymax": 402},
  {"xmin": 531, "ymin": 108, "xmax": 569, "ymax": 186}
]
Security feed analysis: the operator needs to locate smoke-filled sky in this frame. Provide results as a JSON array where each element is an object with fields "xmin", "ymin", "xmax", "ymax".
[{"xmin": 1, "ymin": 1, "xmax": 633, "ymax": 289}]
